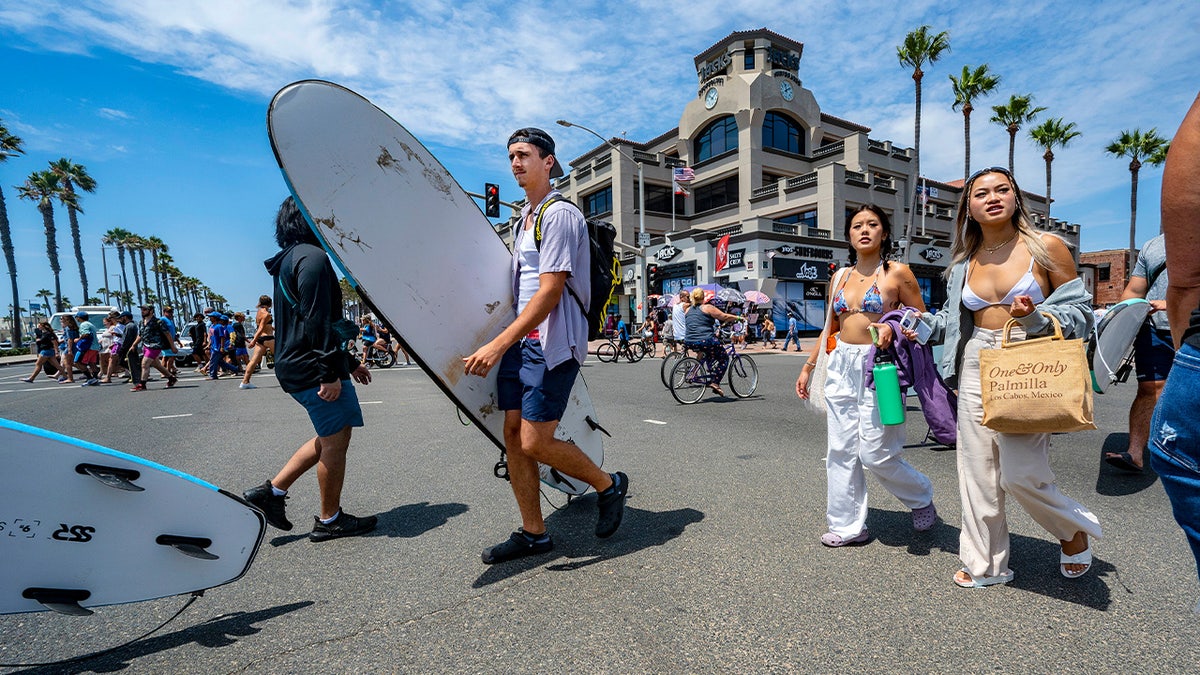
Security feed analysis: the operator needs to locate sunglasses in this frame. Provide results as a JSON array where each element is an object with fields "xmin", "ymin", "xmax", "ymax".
[{"xmin": 967, "ymin": 166, "xmax": 1013, "ymax": 184}]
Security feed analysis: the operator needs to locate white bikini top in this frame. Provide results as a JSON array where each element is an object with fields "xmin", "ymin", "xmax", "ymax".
[{"xmin": 962, "ymin": 257, "xmax": 1046, "ymax": 311}]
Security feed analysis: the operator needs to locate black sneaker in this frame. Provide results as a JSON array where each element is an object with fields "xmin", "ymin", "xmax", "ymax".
[
  {"xmin": 481, "ymin": 529, "xmax": 554, "ymax": 564},
  {"xmin": 595, "ymin": 472, "xmax": 629, "ymax": 538},
  {"xmin": 243, "ymin": 481, "xmax": 293, "ymax": 531},
  {"xmin": 309, "ymin": 511, "xmax": 377, "ymax": 542}
]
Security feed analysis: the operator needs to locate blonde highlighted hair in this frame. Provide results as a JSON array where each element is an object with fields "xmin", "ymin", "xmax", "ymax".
[
  {"xmin": 945, "ymin": 167, "xmax": 1056, "ymax": 279},
  {"xmin": 689, "ymin": 288, "xmax": 706, "ymax": 306}
]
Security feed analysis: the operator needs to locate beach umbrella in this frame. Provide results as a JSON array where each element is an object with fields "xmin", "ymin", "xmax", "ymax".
[
  {"xmin": 744, "ymin": 290, "xmax": 770, "ymax": 305},
  {"xmin": 716, "ymin": 287, "xmax": 745, "ymax": 304}
]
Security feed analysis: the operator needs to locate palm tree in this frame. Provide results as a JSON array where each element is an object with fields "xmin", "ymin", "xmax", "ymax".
[
  {"xmin": 49, "ymin": 159, "xmax": 97, "ymax": 302},
  {"xmin": 0, "ymin": 120, "xmax": 24, "ymax": 344},
  {"xmin": 36, "ymin": 288, "xmax": 52, "ymax": 315},
  {"xmin": 949, "ymin": 64, "xmax": 1002, "ymax": 181},
  {"xmin": 146, "ymin": 235, "xmax": 166, "ymax": 305},
  {"xmin": 1106, "ymin": 128, "xmax": 1170, "ymax": 279},
  {"xmin": 132, "ymin": 236, "xmax": 152, "ymax": 307},
  {"xmin": 897, "ymin": 25, "xmax": 951, "ymax": 250},
  {"xmin": 17, "ymin": 170, "xmax": 76, "ymax": 312},
  {"xmin": 1028, "ymin": 117, "xmax": 1081, "ymax": 223},
  {"xmin": 102, "ymin": 228, "xmax": 133, "ymax": 306},
  {"xmin": 990, "ymin": 94, "xmax": 1046, "ymax": 174}
]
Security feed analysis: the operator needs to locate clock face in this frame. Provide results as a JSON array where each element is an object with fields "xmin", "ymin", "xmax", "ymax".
[
  {"xmin": 704, "ymin": 87, "xmax": 719, "ymax": 109},
  {"xmin": 780, "ymin": 81, "xmax": 794, "ymax": 101}
]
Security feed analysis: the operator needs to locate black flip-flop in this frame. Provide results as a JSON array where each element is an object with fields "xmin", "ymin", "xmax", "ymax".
[{"xmin": 1104, "ymin": 451, "xmax": 1143, "ymax": 473}]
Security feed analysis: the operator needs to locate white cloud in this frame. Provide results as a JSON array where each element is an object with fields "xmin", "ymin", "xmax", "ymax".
[{"xmin": 98, "ymin": 107, "xmax": 130, "ymax": 120}]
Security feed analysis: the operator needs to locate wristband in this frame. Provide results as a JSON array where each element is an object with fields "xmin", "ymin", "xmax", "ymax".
[{"xmin": 803, "ymin": 361, "xmax": 816, "ymax": 370}]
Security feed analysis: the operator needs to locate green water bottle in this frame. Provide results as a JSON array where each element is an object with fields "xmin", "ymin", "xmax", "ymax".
[{"xmin": 873, "ymin": 350, "xmax": 906, "ymax": 426}]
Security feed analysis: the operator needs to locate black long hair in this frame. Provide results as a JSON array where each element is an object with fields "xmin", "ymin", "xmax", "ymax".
[
  {"xmin": 843, "ymin": 204, "xmax": 894, "ymax": 272},
  {"xmin": 274, "ymin": 196, "xmax": 320, "ymax": 248}
]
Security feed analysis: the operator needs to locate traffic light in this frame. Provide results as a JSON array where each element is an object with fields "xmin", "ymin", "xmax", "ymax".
[
  {"xmin": 484, "ymin": 183, "xmax": 500, "ymax": 218},
  {"xmin": 828, "ymin": 262, "xmax": 838, "ymax": 278},
  {"xmin": 647, "ymin": 264, "xmax": 659, "ymax": 281}
]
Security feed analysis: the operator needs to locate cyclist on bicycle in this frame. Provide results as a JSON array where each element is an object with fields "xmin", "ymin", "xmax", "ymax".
[{"xmin": 682, "ymin": 287, "xmax": 743, "ymax": 397}]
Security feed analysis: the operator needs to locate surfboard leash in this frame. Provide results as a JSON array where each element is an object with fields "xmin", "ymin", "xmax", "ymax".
[{"xmin": 0, "ymin": 591, "xmax": 203, "ymax": 668}]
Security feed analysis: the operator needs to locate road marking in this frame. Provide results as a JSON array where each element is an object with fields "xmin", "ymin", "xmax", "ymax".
[
  {"xmin": 0, "ymin": 386, "xmax": 68, "ymax": 394},
  {"xmin": 152, "ymin": 413, "xmax": 194, "ymax": 420},
  {"xmin": 361, "ymin": 401, "xmax": 383, "ymax": 405},
  {"xmin": 643, "ymin": 419, "xmax": 667, "ymax": 425}
]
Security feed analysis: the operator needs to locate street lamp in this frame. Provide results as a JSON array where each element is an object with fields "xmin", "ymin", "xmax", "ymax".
[{"xmin": 556, "ymin": 119, "xmax": 648, "ymax": 322}]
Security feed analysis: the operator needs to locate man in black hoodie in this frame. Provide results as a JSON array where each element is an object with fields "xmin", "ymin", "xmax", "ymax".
[{"xmin": 244, "ymin": 197, "xmax": 377, "ymax": 542}]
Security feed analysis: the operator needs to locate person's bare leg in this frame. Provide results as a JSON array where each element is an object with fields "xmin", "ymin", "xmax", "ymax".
[
  {"xmin": 519, "ymin": 419, "xmax": 613, "ymax": 492},
  {"xmin": 1110, "ymin": 380, "xmax": 1164, "ymax": 468},
  {"xmin": 314, "ymin": 426, "xmax": 351, "ymax": 520},
  {"xmin": 504, "ymin": 411, "xmax": 546, "ymax": 534},
  {"xmin": 272, "ymin": 436, "xmax": 322, "ymax": 491}
]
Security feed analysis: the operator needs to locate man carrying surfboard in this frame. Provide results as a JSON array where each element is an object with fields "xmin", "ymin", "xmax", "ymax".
[
  {"xmin": 463, "ymin": 128, "xmax": 629, "ymax": 564},
  {"xmin": 244, "ymin": 196, "xmax": 377, "ymax": 542},
  {"xmin": 1105, "ymin": 234, "xmax": 1173, "ymax": 472}
]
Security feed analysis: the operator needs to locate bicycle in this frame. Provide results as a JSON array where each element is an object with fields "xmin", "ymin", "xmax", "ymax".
[
  {"xmin": 595, "ymin": 335, "xmax": 645, "ymax": 363},
  {"xmin": 661, "ymin": 320, "xmax": 743, "ymax": 388},
  {"xmin": 668, "ymin": 335, "xmax": 758, "ymax": 404}
]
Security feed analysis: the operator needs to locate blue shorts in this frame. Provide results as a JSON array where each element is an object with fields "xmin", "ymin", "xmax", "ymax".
[
  {"xmin": 1134, "ymin": 324, "xmax": 1175, "ymax": 382},
  {"xmin": 497, "ymin": 340, "xmax": 579, "ymax": 423},
  {"xmin": 289, "ymin": 380, "xmax": 365, "ymax": 437},
  {"xmin": 235, "ymin": 348, "xmax": 249, "ymax": 357}
]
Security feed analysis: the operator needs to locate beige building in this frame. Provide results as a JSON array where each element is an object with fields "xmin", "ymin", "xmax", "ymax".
[{"xmin": 530, "ymin": 28, "xmax": 1081, "ymax": 330}]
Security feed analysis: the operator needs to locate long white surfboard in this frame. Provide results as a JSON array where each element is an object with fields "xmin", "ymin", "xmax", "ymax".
[
  {"xmin": 267, "ymin": 80, "xmax": 604, "ymax": 495},
  {"xmin": 0, "ymin": 418, "xmax": 266, "ymax": 616},
  {"xmin": 1089, "ymin": 298, "xmax": 1153, "ymax": 393}
]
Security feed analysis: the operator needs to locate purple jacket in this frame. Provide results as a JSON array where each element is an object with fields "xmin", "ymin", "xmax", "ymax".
[{"xmin": 864, "ymin": 308, "xmax": 958, "ymax": 445}]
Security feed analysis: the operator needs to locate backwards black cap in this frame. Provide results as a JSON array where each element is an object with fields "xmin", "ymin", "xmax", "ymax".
[{"xmin": 507, "ymin": 127, "xmax": 564, "ymax": 179}]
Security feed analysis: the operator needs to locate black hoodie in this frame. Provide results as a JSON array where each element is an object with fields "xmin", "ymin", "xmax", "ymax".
[{"xmin": 264, "ymin": 243, "xmax": 350, "ymax": 393}]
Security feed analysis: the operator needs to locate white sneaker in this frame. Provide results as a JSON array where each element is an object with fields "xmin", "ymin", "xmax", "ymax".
[{"xmin": 239, "ymin": 382, "xmax": 257, "ymax": 389}]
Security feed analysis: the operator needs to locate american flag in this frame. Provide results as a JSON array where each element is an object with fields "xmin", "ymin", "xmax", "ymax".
[{"xmin": 673, "ymin": 166, "xmax": 695, "ymax": 183}]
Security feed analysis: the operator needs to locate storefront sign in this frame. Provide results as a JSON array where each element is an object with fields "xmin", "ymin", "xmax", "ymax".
[
  {"xmin": 697, "ymin": 52, "xmax": 732, "ymax": 81},
  {"xmin": 727, "ymin": 248, "xmax": 745, "ymax": 269},
  {"xmin": 774, "ymin": 245, "xmax": 834, "ymax": 260},
  {"xmin": 772, "ymin": 258, "xmax": 831, "ymax": 281},
  {"xmin": 805, "ymin": 286, "xmax": 825, "ymax": 299},
  {"xmin": 919, "ymin": 247, "xmax": 944, "ymax": 263},
  {"xmin": 768, "ymin": 47, "xmax": 800, "ymax": 71},
  {"xmin": 655, "ymin": 245, "xmax": 681, "ymax": 262}
]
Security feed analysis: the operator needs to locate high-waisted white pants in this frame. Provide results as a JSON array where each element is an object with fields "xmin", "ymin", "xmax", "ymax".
[
  {"xmin": 824, "ymin": 339, "xmax": 934, "ymax": 537},
  {"xmin": 957, "ymin": 327, "xmax": 1102, "ymax": 578}
]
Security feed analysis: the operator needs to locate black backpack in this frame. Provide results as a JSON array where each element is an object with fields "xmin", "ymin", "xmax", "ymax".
[{"xmin": 533, "ymin": 196, "xmax": 620, "ymax": 341}]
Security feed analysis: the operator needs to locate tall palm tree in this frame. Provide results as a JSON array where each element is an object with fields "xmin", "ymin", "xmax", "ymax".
[
  {"xmin": 990, "ymin": 94, "xmax": 1046, "ymax": 174},
  {"xmin": 1106, "ymin": 128, "xmax": 1170, "ymax": 279},
  {"xmin": 949, "ymin": 64, "xmax": 1002, "ymax": 181},
  {"xmin": 897, "ymin": 25, "xmax": 951, "ymax": 250},
  {"xmin": 0, "ymin": 120, "xmax": 24, "ymax": 344},
  {"xmin": 48, "ymin": 159, "xmax": 96, "ymax": 302},
  {"xmin": 146, "ymin": 235, "xmax": 166, "ymax": 305},
  {"xmin": 1028, "ymin": 117, "xmax": 1081, "ymax": 223},
  {"xmin": 102, "ymin": 227, "xmax": 133, "ymax": 306},
  {"xmin": 130, "ymin": 236, "xmax": 152, "ymax": 307},
  {"xmin": 17, "ymin": 170, "xmax": 76, "ymax": 312}
]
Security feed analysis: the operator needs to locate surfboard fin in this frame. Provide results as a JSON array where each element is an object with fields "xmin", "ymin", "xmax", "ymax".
[
  {"xmin": 76, "ymin": 463, "xmax": 145, "ymax": 492},
  {"xmin": 23, "ymin": 588, "xmax": 93, "ymax": 616},
  {"xmin": 156, "ymin": 535, "xmax": 220, "ymax": 560},
  {"xmin": 584, "ymin": 416, "xmax": 612, "ymax": 437}
]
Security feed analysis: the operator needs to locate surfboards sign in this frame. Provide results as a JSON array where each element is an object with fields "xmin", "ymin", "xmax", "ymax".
[
  {"xmin": 266, "ymin": 80, "xmax": 606, "ymax": 495},
  {"xmin": 0, "ymin": 418, "xmax": 266, "ymax": 616}
]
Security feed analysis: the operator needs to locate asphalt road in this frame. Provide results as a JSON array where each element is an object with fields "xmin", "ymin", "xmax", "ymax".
[{"xmin": 1, "ymin": 351, "xmax": 1198, "ymax": 673}]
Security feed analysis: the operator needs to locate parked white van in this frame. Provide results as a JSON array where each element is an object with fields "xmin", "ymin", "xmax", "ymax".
[{"xmin": 50, "ymin": 305, "xmax": 121, "ymax": 339}]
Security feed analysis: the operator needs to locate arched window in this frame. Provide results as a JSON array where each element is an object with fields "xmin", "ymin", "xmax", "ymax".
[
  {"xmin": 762, "ymin": 112, "xmax": 804, "ymax": 155},
  {"xmin": 695, "ymin": 116, "xmax": 738, "ymax": 162}
]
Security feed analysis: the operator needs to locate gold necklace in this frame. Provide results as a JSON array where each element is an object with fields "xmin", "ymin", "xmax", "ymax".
[{"xmin": 983, "ymin": 232, "xmax": 1018, "ymax": 253}]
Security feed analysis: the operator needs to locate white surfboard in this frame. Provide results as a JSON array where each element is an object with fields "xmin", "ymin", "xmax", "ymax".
[
  {"xmin": 1089, "ymin": 298, "xmax": 1153, "ymax": 393},
  {"xmin": 0, "ymin": 418, "xmax": 266, "ymax": 616},
  {"xmin": 267, "ymin": 80, "xmax": 604, "ymax": 495}
]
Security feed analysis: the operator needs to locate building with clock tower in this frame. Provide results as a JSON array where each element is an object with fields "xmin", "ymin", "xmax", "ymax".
[{"xmin": 519, "ymin": 28, "xmax": 1082, "ymax": 333}]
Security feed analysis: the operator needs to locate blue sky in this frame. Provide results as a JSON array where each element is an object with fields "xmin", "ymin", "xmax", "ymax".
[{"xmin": 2, "ymin": 1, "xmax": 1198, "ymax": 313}]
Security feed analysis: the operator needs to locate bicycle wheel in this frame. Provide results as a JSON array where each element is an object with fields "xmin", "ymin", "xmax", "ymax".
[
  {"xmin": 670, "ymin": 357, "xmax": 707, "ymax": 404},
  {"xmin": 625, "ymin": 341, "xmax": 645, "ymax": 363},
  {"xmin": 641, "ymin": 339, "xmax": 656, "ymax": 359},
  {"xmin": 727, "ymin": 354, "xmax": 758, "ymax": 397},
  {"xmin": 596, "ymin": 342, "xmax": 617, "ymax": 363},
  {"xmin": 660, "ymin": 351, "xmax": 682, "ymax": 388},
  {"xmin": 377, "ymin": 348, "xmax": 396, "ymax": 368}
]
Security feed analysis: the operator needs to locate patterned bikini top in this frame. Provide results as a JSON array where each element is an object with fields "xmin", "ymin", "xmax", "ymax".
[{"xmin": 832, "ymin": 266, "xmax": 885, "ymax": 316}]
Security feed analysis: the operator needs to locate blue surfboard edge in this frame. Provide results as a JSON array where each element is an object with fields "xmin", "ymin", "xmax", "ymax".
[{"xmin": 0, "ymin": 417, "xmax": 218, "ymax": 491}]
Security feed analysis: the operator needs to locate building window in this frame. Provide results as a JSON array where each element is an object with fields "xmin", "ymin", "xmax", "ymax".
[
  {"xmin": 583, "ymin": 186, "xmax": 612, "ymax": 217},
  {"xmin": 635, "ymin": 183, "xmax": 685, "ymax": 214},
  {"xmin": 1098, "ymin": 264, "xmax": 1111, "ymax": 282},
  {"xmin": 776, "ymin": 209, "xmax": 817, "ymax": 230},
  {"xmin": 762, "ymin": 111, "xmax": 803, "ymax": 155},
  {"xmin": 694, "ymin": 175, "xmax": 739, "ymax": 212},
  {"xmin": 695, "ymin": 116, "xmax": 738, "ymax": 162},
  {"xmin": 743, "ymin": 41, "xmax": 755, "ymax": 69}
]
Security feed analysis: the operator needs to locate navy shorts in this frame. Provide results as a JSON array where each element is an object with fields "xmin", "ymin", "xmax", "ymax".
[
  {"xmin": 498, "ymin": 340, "xmax": 579, "ymax": 423},
  {"xmin": 289, "ymin": 380, "xmax": 365, "ymax": 437},
  {"xmin": 1134, "ymin": 324, "xmax": 1175, "ymax": 382}
]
